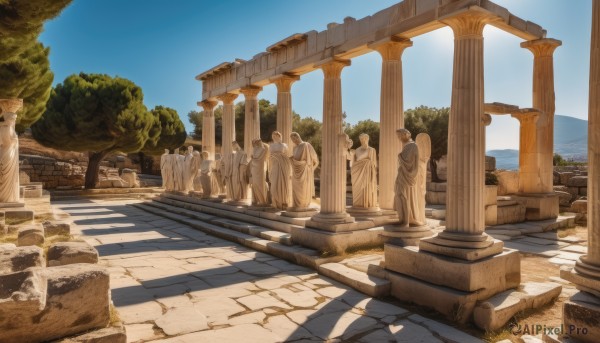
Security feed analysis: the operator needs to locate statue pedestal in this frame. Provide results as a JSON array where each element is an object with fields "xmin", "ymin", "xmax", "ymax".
[
  {"xmin": 512, "ymin": 193, "xmax": 559, "ymax": 221},
  {"xmin": 281, "ymin": 207, "xmax": 318, "ymax": 218},
  {"xmin": 0, "ymin": 202, "xmax": 25, "ymax": 209},
  {"xmin": 380, "ymin": 224, "xmax": 433, "ymax": 246},
  {"xmin": 346, "ymin": 206, "xmax": 382, "ymax": 217}
]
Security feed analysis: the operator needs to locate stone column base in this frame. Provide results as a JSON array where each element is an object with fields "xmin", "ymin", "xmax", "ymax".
[
  {"xmin": 380, "ymin": 224, "xmax": 433, "ymax": 246},
  {"xmin": 562, "ymin": 291, "xmax": 600, "ymax": 343},
  {"xmin": 290, "ymin": 225, "xmax": 383, "ymax": 255},
  {"xmin": 512, "ymin": 193, "xmax": 559, "ymax": 221},
  {"xmin": 384, "ymin": 245, "xmax": 520, "ymax": 322},
  {"xmin": 281, "ymin": 207, "xmax": 319, "ymax": 218},
  {"xmin": 346, "ymin": 207, "xmax": 382, "ymax": 217},
  {"xmin": 306, "ymin": 212, "xmax": 359, "ymax": 232}
]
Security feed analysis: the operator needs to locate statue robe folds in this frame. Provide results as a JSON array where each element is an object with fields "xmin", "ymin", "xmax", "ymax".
[
  {"xmin": 350, "ymin": 147, "xmax": 378, "ymax": 208},
  {"xmin": 269, "ymin": 148, "xmax": 292, "ymax": 210},
  {"xmin": 394, "ymin": 141, "xmax": 421, "ymax": 227},
  {"xmin": 173, "ymin": 154, "xmax": 185, "ymax": 192},
  {"xmin": 231, "ymin": 151, "xmax": 249, "ymax": 201},
  {"xmin": 291, "ymin": 142, "xmax": 318, "ymax": 209},
  {"xmin": 0, "ymin": 118, "xmax": 19, "ymax": 203},
  {"xmin": 250, "ymin": 144, "xmax": 269, "ymax": 206},
  {"xmin": 222, "ymin": 153, "xmax": 235, "ymax": 199},
  {"xmin": 199, "ymin": 159, "xmax": 217, "ymax": 198},
  {"xmin": 160, "ymin": 152, "xmax": 174, "ymax": 191}
]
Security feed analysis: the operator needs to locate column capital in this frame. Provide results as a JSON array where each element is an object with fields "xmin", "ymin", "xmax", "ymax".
[
  {"xmin": 217, "ymin": 93, "xmax": 238, "ymax": 105},
  {"xmin": 521, "ymin": 38, "xmax": 562, "ymax": 57},
  {"xmin": 271, "ymin": 74, "xmax": 300, "ymax": 92},
  {"xmin": 510, "ymin": 109, "xmax": 540, "ymax": 124},
  {"xmin": 370, "ymin": 38, "xmax": 413, "ymax": 61},
  {"xmin": 317, "ymin": 58, "xmax": 351, "ymax": 79},
  {"xmin": 482, "ymin": 113, "xmax": 492, "ymax": 127},
  {"xmin": 443, "ymin": 12, "xmax": 497, "ymax": 38},
  {"xmin": 239, "ymin": 86, "xmax": 263, "ymax": 99},
  {"xmin": 198, "ymin": 100, "xmax": 218, "ymax": 112}
]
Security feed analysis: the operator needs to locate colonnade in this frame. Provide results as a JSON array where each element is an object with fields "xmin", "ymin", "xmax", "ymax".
[{"xmin": 197, "ymin": 13, "xmax": 560, "ymax": 231}]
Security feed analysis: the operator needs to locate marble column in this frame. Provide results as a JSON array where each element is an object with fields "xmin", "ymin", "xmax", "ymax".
[
  {"xmin": 521, "ymin": 38, "xmax": 562, "ymax": 194},
  {"xmin": 240, "ymin": 86, "xmax": 262, "ymax": 157},
  {"xmin": 199, "ymin": 100, "xmax": 217, "ymax": 158},
  {"xmin": 311, "ymin": 59, "xmax": 354, "ymax": 223},
  {"xmin": 560, "ymin": 3, "xmax": 600, "ymax": 341},
  {"xmin": 371, "ymin": 39, "xmax": 412, "ymax": 211},
  {"xmin": 273, "ymin": 74, "xmax": 300, "ymax": 147},
  {"xmin": 511, "ymin": 111, "xmax": 540, "ymax": 194},
  {"xmin": 217, "ymin": 93, "xmax": 238, "ymax": 155},
  {"xmin": 421, "ymin": 12, "xmax": 497, "ymax": 253}
]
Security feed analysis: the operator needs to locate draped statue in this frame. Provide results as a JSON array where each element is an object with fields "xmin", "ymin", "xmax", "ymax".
[
  {"xmin": 229, "ymin": 141, "xmax": 249, "ymax": 201},
  {"xmin": 199, "ymin": 151, "xmax": 218, "ymax": 198},
  {"xmin": 213, "ymin": 153, "xmax": 225, "ymax": 195},
  {"xmin": 415, "ymin": 133, "xmax": 431, "ymax": 226},
  {"xmin": 0, "ymin": 100, "xmax": 21, "ymax": 203},
  {"xmin": 269, "ymin": 131, "xmax": 292, "ymax": 210},
  {"xmin": 250, "ymin": 139, "xmax": 270, "ymax": 206},
  {"xmin": 172, "ymin": 149, "xmax": 185, "ymax": 192},
  {"xmin": 160, "ymin": 149, "xmax": 174, "ymax": 191},
  {"xmin": 182, "ymin": 146, "xmax": 199, "ymax": 193},
  {"xmin": 348, "ymin": 133, "xmax": 378, "ymax": 209},
  {"xmin": 290, "ymin": 132, "xmax": 318, "ymax": 209},
  {"xmin": 394, "ymin": 129, "xmax": 424, "ymax": 228}
]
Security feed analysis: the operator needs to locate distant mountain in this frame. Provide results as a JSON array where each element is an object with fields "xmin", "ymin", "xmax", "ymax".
[{"xmin": 487, "ymin": 115, "xmax": 587, "ymax": 170}]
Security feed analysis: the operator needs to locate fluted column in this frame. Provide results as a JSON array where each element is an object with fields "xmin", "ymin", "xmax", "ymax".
[
  {"xmin": 371, "ymin": 39, "xmax": 413, "ymax": 210},
  {"xmin": 511, "ymin": 111, "xmax": 540, "ymax": 193},
  {"xmin": 273, "ymin": 74, "xmax": 300, "ymax": 147},
  {"xmin": 312, "ymin": 59, "xmax": 353, "ymax": 222},
  {"xmin": 240, "ymin": 86, "xmax": 262, "ymax": 157},
  {"xmin": 199, "ymin": 100, "xmax": 217, "ymax": 158},
  {"xmin": 521, "ymin": 38, "xmax": 561, "ymax": 194},
  {"xmin": 217, "ymin": 93, "xmax": 238, "ymax": 155}
]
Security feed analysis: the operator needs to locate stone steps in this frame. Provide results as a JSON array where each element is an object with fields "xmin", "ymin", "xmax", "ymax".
[{"xmin": 132, "ymin": 199, "xmax": 392, "ymax": 298}]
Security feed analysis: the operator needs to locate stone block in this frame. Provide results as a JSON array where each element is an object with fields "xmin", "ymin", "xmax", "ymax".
[
  {"xmin": 17, "ymin": 225, "xmax": 45, "ymax": 246},
  {"xmin": 121, "ymin": 169, "xmax": 140, "ymax": 188},
  {"xmin": 497, "ymin": 204, "xmax": 526, "ymax": 225},
  {"xmin": 318, "ymin": 262, "xmax": 390, "ymax": 297},
  {"xmin": 485, "ymin": 205, "xmax": 498, "ymax": 226},
  {"xmin": 495, "ymin": 170, "xmax": 519, "ymax": 196},
  {"xmin": 563, "ymin": 291, "xmax": 600, "ymax": 343},
  {"xmin": 290, "ymin": 226, "xmax": 383, "ymax": 255},
  {"xmin": 0, "ymin": 244, "xmax": 44, "ymax": 273},
  {"xmin": 485, "ymin": 156, "xmax": 496, "ymax": 171},
  {"xmin": 570, "ymin": 200, "xmax": 587, "ymax": 214},
  {"xmin": 47, "ymin": 241, "xmax": 99, "ymax": 266},
  {"xmin": 0, "ymin": 264, "xmax": 110, "ymax": 343},
  {"xmin": 43, "ymin": 220, "xmax": 71, "ymax": 236},
  {"xmin": 485, "ymin": 186, "xmax": 498, "ymax": 206},
  {"xmin": 512, "ymin": 194, "xmax": 559, "ymax": 221},
  {"xmin": 567, "ymin": 187, "xmax": 579, "ymax": 198},
  {"xmin": 555, "ymin": 191, "xmax": 573, "ymax": 206},
  {"xmin": 58, "ymin": 326, "xmax": 127, "ymax": 343},
  {"xmin": 560, "ymin": 172, "xmax": 574, "ymax": 185},
  {"xmin": 5, "ymin": 209, "xmax": 34, "ymax": 225},
  {"xmin": 426, "ymin": 190, "xmax": 446, "ymax": 205},
  {"xmin": 579, "ymin": 187, "xmax": 587, "ymax": 196},
  {"xmin": 384, "ymin": 245, "xmax": 520, "ymax": 293},
  {"xmin": 567, "ymin": 176, "xmax": 588, "ymax": 187}
]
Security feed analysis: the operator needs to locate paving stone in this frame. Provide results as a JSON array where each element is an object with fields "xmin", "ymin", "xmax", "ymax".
[
  {"xmin": 155, "ymin": 306, "xmax": 209, "ymax": 336},
  {"xmin": 516, "ymin": 237, "xmax": 565, "ymax": 246},
  {"xmin": 124, "ymin": 323, "xmax": 162, "ymax": 343},
  {"xmin": 408, "ymin": 314, "xmax": 484, "ymax": 343},
  {"xmin": 236, "ymin": 291, "xmax": 292, "ymax": 310},
  {"xmin": 254, "ymin": 274, "xmax": 302, "ymax": 290},
  {"xmin": 156, "ymin": 324, "xmax": 281, "ymax": 343},
  {"xmin": 357, "ymin": 329, "xmax": 397, "ymax": 343},
  {"xmin": 388, "ymin": 320, "xmax": 444, "ymax": 342},
  {"xmin": 228, "ymin": 311, "xmax": 266, "ymax": 326},
  {"xmin": 548, "ymin": 257, "xmax": 577, "ymax": 266},
  {"xmin": 555, "ymin": 252, "xmax": 583, "ymax": 261},
  {"xmin": 192, "ymin": 297, "xmax": 245, "ymax": 325},
  {"xmin": 318, "ymin": 263, "xmax": 390, "ymax": 297},
  {"xmin": 264, "ymin": 314, "xmax": 314, "ymax": 341},
  {"xmin": 560, "ymin": 245, "xmax": 587, "ymax": 254},
  {"xmin": 272, "ymin": 287, "xmax": 320, "ymax": 308},
  {"xmin": 503, "ymin": 241, "xmax": 561, "ymax": 257},
  {"xmin": 302, "ymin": 310, "xmax": 379, "ymax": 340},
  {"xmin": 352, "ymin": 298, "xmax": 410, "ymax": 319}
]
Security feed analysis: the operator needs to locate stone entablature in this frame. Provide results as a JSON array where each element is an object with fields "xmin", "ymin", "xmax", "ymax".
[{"xmin": 196, "ymin": 0, "xmax": 546, "ymax": 101}]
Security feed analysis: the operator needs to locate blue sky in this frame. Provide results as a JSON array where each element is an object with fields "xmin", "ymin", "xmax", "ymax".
[{"xmin": 39, "ymin": 0, "xmax": 592, "ymax": 150}]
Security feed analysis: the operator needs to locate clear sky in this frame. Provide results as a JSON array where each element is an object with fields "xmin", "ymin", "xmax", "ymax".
[{"xmin": 39, "ymin": 0, "xmax": 592, "ymax": 150}]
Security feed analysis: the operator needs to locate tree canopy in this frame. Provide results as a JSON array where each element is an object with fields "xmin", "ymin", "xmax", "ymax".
[
  {"xmin": 31, "ymin": 73, "xmax": 162, "ymax": 188},
  {"xmin": 143, "ymin": 105, "xmax": 187, "ymax": 155}
]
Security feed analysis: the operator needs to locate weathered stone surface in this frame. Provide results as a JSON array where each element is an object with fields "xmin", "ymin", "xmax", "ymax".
[
  {"xmin": 0, "ymin": 269, "xmax": 47, "ymax": 316},
  {"xmin": 17, "ymin": 224, "xmax": 45, "ymax": 246},
  {"xmin": 43, "ymin": 220, "xmax": 71, "ymax": 236},
  {"xmin": 0, "ymin": 264, "xmax": 110, "ymax": 343},
  {"xmin": 157, "ymin": 324, "xmax": 281, "ymax": 343},
  {"xmin": 121, "ymin": 169, "xmax": 140, "ymax": 188},
  {"xmin": 556, "ymin": 191, "xmax": 573, "ymax": 206},
  {"xmin": 563, "ymin": 291, "xmax": 600, "ymax": 343},
  {"xmin": 5, "ymin": 209, "xmax": 34, "ymax": 225},
  {"xmin": 408, "ymin": 314, "xmax": 484, "ymax": 343},
  {"xmin": 58, "ymin": 326, "xmax": 126, "ymax": 343},
  {"xmin": 485, "ymin": 156, "xmax": 496, "ymax": 171},
  {"xmin": 0, "ymin": 243, "xmax": 44, "ymax": 273},
  {"xmin": 47, "ymin": 241, "xmax": 99, "ymax": 266},
  {"xmin": 155, "ymin": 306, "xmax": 208, "ymax": 336},
  {"xmin": 497, "ymin": 204, "xmax": 526, "ymax": 225},
  {"xmin": 319, "ymin": 262, "xmax": 390, "ymax": 297},
  {"xmin": 570, "ymin": 199, "xmax": 587, "ymax": 213},
  {"xmin": 495, "ymin": 170, "xmax": 519, "ymax": 195},
  {"xmin": 567, "ymin": 176, "xmax": 588, "ymax": 187},
  {"xmin": 560, "ymin": 172, "xmax": 574, "ymax": 185}
]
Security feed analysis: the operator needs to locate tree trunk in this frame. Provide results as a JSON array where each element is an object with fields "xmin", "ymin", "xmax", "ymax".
[
  {"xmin": 85, "ymin": 151, "xmax": 108, "ymax": 189},
  {"xmin": 430, "ymin": 159, "xmax": 439, "ymax": 183}
]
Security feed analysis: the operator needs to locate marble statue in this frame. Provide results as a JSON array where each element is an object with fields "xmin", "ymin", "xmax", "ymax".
[
  {"xmin": 182, "ymin": 146, "xmax": 197, "ymax": 193},
  {"xmin": 0, "ymin": 100, "xmax": 21, "ymax": 203},
  {"xmin": 394, "ymin": 129, "xmax": 424, "ymax": 228},
  {"xmin": 160, "ymin": 149, "xmax": 174, "ymax": 191},
  {"xmin": 229, "ymin": 141, "xmax": 249, "ymax": 201},
  {"xmin": 213, "ymin": 153, "xmax": 225, "ymax": 195},
  {"xmin": 173, "ymin": 149, "xmax": 185, "ymax": 192},
  {"xmin": 348, "ymin": 133, "xmax": 378, "ymax": 209},
  {"xmin": 250, "ymin": 138, "xmax": 270, "ymax": 206},
  {"xmin": 199, "ymin": 151, "xmax": 217, "ymax": 198},
  {"xmin": 269, "ymin": 131, "xmax": 292, "ymax": 210},
  {"xmin": 191, "ymin": 150, "xmax": 203, "ymax": 192},
  {"xmin": 415, "ymin": 133, "xmax": 431, "ymax": 226},
  {"xmin": 290, "ymin": 132, "xmax": 319, "ymax": 209}
]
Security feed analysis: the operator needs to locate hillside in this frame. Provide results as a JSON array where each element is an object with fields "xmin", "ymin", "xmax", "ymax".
[{"xmin": 488, "ymin": 114, "xmax": 587, "ymax": 170}]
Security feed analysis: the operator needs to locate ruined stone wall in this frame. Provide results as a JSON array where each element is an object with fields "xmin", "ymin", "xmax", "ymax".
[{"xmin": 19, "ymin": 155, "xmax": 85, "ymax": 189}]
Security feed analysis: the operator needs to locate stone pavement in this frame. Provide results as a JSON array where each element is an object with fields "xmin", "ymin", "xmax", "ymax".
[{"xmin": 54, "ymin": 198, "xmax": 483, "ymax": 343}]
